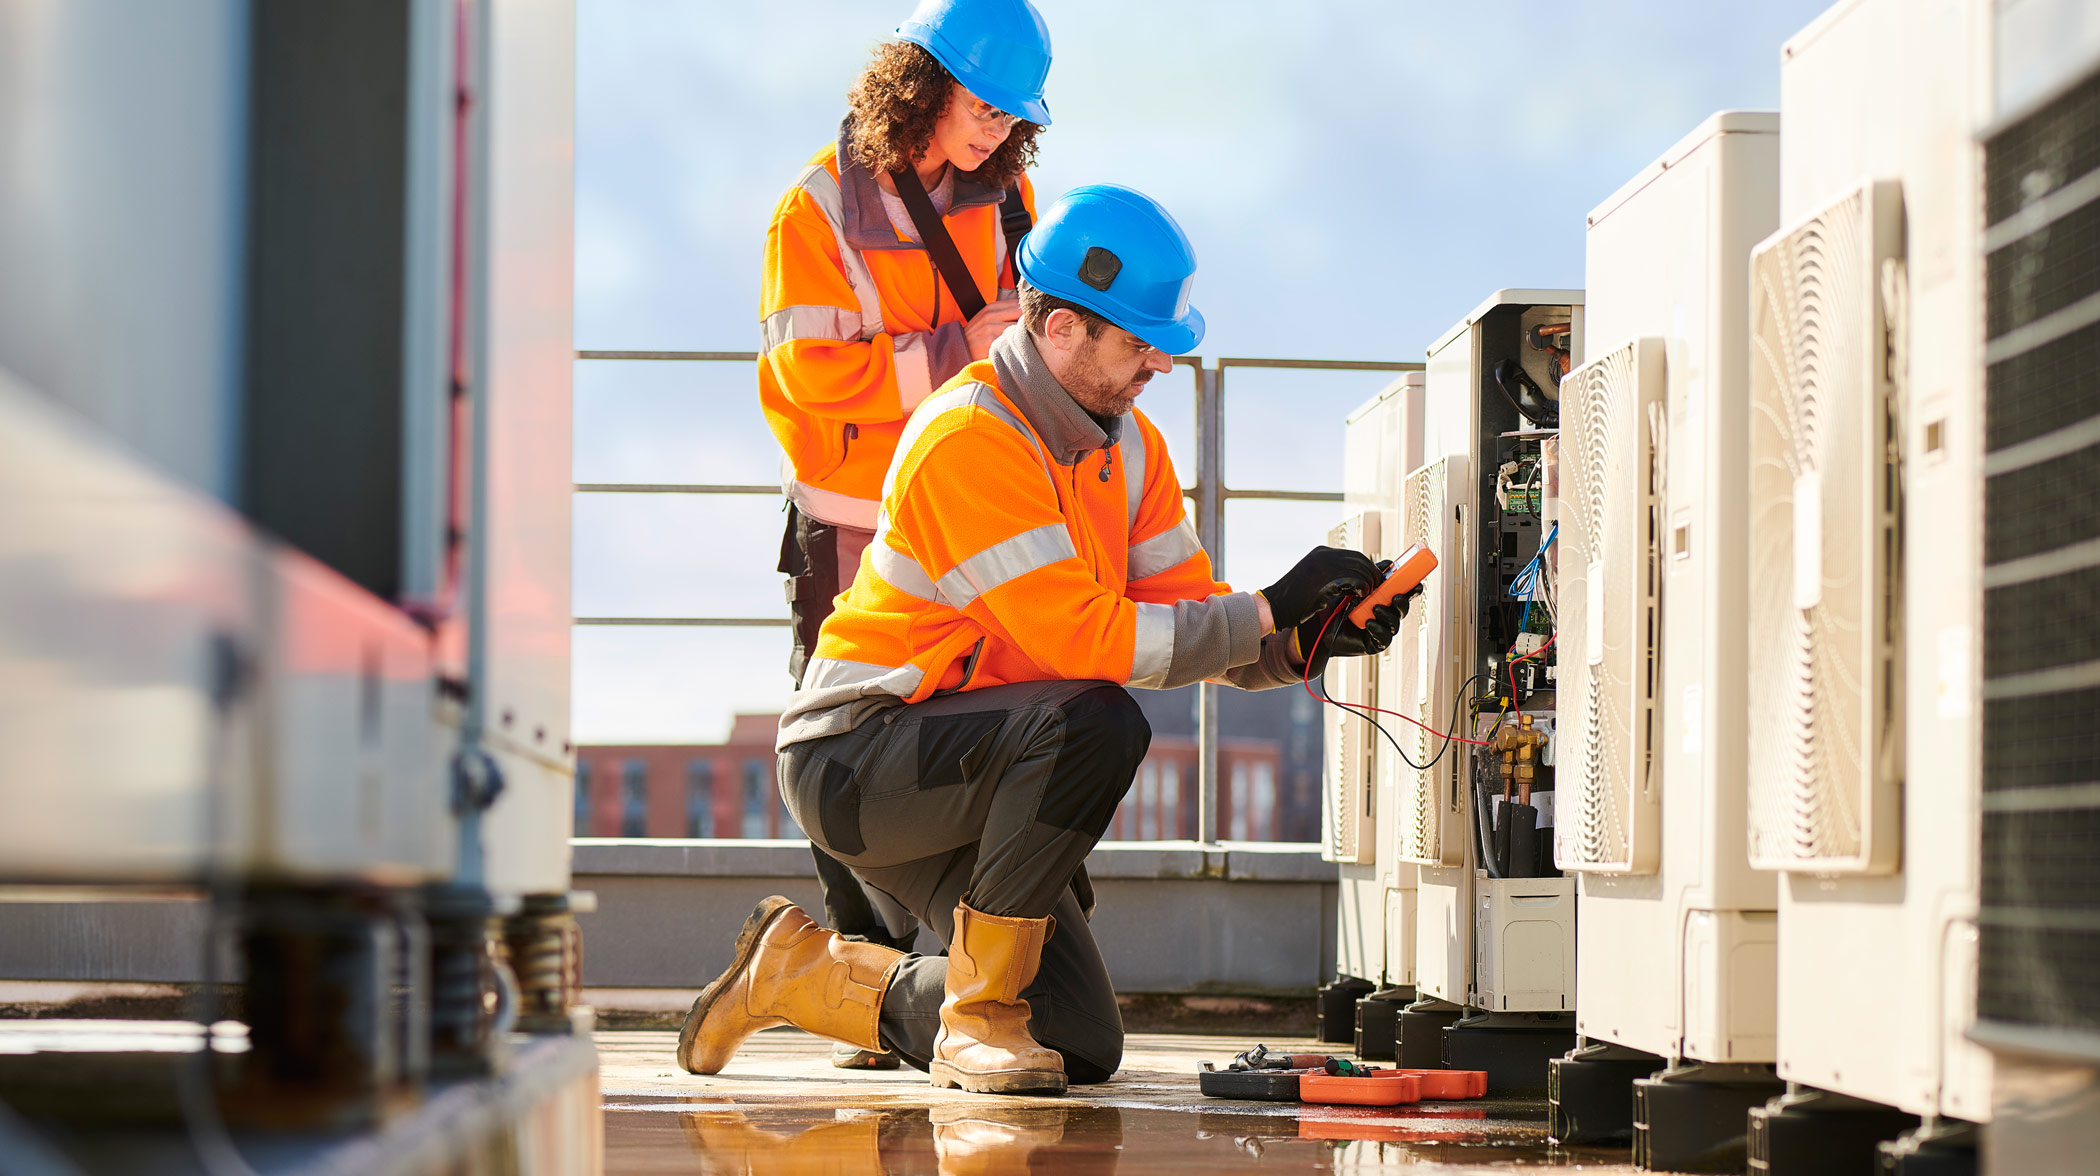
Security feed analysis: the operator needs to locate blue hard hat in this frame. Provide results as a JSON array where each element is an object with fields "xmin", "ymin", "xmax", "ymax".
[
  {"xmin": 896, "ymin": 0, "xmax": 1053, "ymax": 127},
  {"xmin": 1017, "ymin": 184, "xmax": 1206, "ymax": 355}
]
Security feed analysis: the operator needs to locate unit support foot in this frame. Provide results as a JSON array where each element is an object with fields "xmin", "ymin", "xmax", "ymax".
[
  {"xmin": 1746, "ymin": 1087, "xmax": 1920, "ymax": 1174},
  {"xmin": 1353, "ymin": 987, "xmax": 1414, "ymax": 1060},
  {"xmin": 1549, "ymin": 1039, "xmax": 1666, "ymax": 1144},
  {"xmin": 1443, "ymin": 1010, "xmax": 1578, "ymax": 1096},
  {"xmin": 1397, "ymin": 997, "xmax": 1465, "ymax": 1069},
  {"xmin": 1318, "ymin": 977, "xmax": 1375, "ymax": 1045},
  {"xmin": 1632, "ymin": 1061, "xmax": 1783, "ymax": 1173}
]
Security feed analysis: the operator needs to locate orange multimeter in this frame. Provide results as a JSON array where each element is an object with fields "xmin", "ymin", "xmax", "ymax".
[{"xmin": 1348, "ymin": 541, "xmax": 1438, "ymax": 628}]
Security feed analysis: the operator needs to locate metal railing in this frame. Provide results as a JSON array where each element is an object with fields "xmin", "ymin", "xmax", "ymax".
[{"xmin": 573, "ymin": 348, "xmax": 1421, "ymax": 842}]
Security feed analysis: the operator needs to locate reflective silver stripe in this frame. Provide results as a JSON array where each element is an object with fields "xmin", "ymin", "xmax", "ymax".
[
  {"xmin": 1121, "ymin": 412, "xmax": 1146, "ymax": 528},
  {"xmin": 892, "ymin": 330, "xmax": 935, "ymax": 409},
  {"xmin": 794, "ymin": 163, "xmax": 885, "ymax": 340},
  {"xmin": 882, "ymin": 382, "xmax": 1040, "ymax": 499},
  {"xmin": 1128, "ymin": 517, "xmax": 1203, "ymax": 582},
  {"xmin": 762, "ymin": 304, "xmax": 861, "ymax": 351},
  {"xmin": 869, "ymin": 511, "xmax": 943, "ymax": 603},
  {"xmin": 936, "ymin": 522, "xmax": 1078, "ymax": 609},
  {"xmin": 1128, "ymin": 601, "xmax": 1176, "ymax": 688},
  {"xmin": 780, "ymin": 452, "xmax": 879, "ymax": 530},
  {"xmin": 802, "ymin": 655, "xmax": 927, "ymax": 698}
]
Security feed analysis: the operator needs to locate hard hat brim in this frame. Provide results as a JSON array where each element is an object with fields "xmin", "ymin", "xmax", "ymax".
[{"xmin": 897, "ymin": 23, "xmax": 1054, "ymax": 127}]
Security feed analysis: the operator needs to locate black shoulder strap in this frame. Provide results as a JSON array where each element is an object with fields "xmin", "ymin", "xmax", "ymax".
[
  {"xmin": 890, "ymin": 167, "xmax": 987, "ymax": 322},
  {"xmin": 1000, "ymin": 183, "xmax": 1033, "ymax": 275}
]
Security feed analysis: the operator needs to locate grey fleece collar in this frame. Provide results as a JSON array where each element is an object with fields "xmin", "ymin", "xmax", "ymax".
[
  {"xmin": 989, "ymin": 326, "xmax": 1126, "ymax": 467},
  {"xmin": 834, "ymin": 117, "xmax": 1006, "ymax": 253}
]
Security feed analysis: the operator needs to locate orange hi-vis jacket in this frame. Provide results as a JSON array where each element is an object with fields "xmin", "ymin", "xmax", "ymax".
[
  {"xmin": 760, "ymin": 121, "xmax": 1036, "ymax": 530},
  {"xmin": 777, "ymin": 327, "xmax": 1305, "ymax": 748}
]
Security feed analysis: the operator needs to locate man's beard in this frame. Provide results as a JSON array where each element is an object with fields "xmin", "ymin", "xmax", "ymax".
[{"xmin": 1065, "ymin": 340, "xmax": 1151, "ymax": 417}]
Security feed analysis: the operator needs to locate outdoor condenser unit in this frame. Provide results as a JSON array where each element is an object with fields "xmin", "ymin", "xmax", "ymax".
[
  {"xmin": 1970, "ymin": 0, "xmax": 2100, "ymax": 1087},
  {"xmin": 1753, "ymin": 0, "xmax": 1992, "ymax": 1123},
  {"xmin": 1412, "ymin": 288, "xmax": 1583, "ymax": 1012},
  {"xmin": 1394, "ymin": 457, "xmax": 1474, "ymax": 873},
  {"xmin": 1563, "ymin": 112, "xmax": 1780, "ymax": 1061},
  {"xmin": 1329, "ymin": 371, "xmax": 1425, "ymax": 988}
]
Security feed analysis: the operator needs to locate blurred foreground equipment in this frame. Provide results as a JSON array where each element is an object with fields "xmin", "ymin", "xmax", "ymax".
[{"xmin": 0, "ymin": 0, "xmax": 595, "ymax": 1171}]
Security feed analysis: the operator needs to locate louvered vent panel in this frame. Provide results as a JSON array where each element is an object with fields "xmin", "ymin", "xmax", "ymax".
[
  {"xmin": 1395, "ymin": 458, "xmax": 1469, "ymax": 866},
  {"xmin": 1744, "ymin": 180, "xmax": 1905, "ymax": 874},
  {"xmin": 1556, "ymin": 336, "xmax": 1664, "ymax": 873},
  {"xmin": 1322, "ymin": 513, "xmax": 1378, "ymax": 864},
  {"xmin": 1978, "ymin": 64, "xmax": 2100, "ymax": 1051}
]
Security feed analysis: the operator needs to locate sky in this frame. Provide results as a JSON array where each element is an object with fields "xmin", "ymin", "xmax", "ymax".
[{"xmin": 570, "ymin": 0, "xmax": 1836, "ymax": 746}]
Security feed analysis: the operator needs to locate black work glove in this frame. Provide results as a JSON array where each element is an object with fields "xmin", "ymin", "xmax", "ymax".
[
  {"xmin": 1296, "ymin": 595, "xmax": 1408, "ymax": 679},
  {"xmin": 1260, "ymin": 546, "xmax": 1380, "ymax": 631}
]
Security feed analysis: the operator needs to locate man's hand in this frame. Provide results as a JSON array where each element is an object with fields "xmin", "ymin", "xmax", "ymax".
[
  {"xmin": 1294, "ymin": 584, "xmax": 1418, "ymax": 676},
  {"xmin": 964, "ymin": 297, "xmax": 1022, "ymax": 360},
  {"xmin": 1259, "ymin": 546, "xmax": 1380, "ymax": 632}
]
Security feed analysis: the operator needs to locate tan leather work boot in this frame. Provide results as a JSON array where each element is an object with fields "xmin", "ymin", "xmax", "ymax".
[
  {"xmin": 675, "ymin": 895, "xmax": 903, "ymax": 1075},
  {"xmin": 929, "ymin": 901, "xmax": 1067, "ymax": 1095}
]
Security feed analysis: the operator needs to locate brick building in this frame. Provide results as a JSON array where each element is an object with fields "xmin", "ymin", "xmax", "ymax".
[{"xmin": 577, "ymin": 715, "xmax": 1290, "ymax": 843}]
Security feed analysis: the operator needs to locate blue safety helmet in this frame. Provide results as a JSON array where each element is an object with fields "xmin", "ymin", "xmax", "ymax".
[
  {"xmin": 1017, "ymin": 184, "xmax": 1207, "ymax": 355},
  {"xmin": 896, "ymin": 0, "xmax": 1053, "ymax": 127}
]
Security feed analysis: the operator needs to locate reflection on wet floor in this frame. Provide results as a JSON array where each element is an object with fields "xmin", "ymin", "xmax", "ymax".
[{"xmin": 597, "ymin": 1030, "xmax": 1641, "ymax": 1173}]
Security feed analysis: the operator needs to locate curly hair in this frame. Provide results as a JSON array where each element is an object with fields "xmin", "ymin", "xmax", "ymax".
[{"xmin": 845, "ymin": 41, "xmax": 1041, "ymax": 191}]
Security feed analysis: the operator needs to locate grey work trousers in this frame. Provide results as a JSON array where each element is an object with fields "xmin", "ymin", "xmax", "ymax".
[{"xmin": 778, "ymin": 679, "xmax": 1151, "ymax": 1085}]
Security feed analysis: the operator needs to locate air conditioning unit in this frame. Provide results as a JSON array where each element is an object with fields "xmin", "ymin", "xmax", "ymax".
[
  {"xmin": 1745, "ymin": 178, "xmax": 1906, "ymax": 876},
  {"xmin": 1394, "ymin": 457, "xmax": 1472, "ymax": 868},
  {"xmin": 1330, "ymin": 372, "xmax": 1425, "ymax": 987},
  {"xmin": 1758, "ymin": 0, "xmax": 1993, "ymax": 1125},
  {"xmin": 1416, "ymin": 290, "xmax": 1582, "ymax": 1018},
  {"xmin": 1564, "ymin": 113, "xmax": 1781, "ymax": 1066},
  {"xmin": 1971, "ymin": 0, "xmax": 2100, "ymax": 1112},
  {"xmin": 1556, "ymin": 335, "xmax": 1664, "ymax": 875},
  {"xmin": 1324, "ymin": 509, "xmax": 1382, "ymax": 868}
]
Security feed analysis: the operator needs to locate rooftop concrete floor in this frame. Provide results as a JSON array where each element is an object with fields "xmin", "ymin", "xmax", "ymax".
[{"xmin": 599, "ymin": 1029, "xmax": 1644, "ymax": 1174}]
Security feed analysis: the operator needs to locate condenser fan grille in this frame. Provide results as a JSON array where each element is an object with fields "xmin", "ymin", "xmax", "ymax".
[
  {"xmin": 1555, "ymin": 338, "xmax": 1661, "ymax": 873},
  {"xmin": 1744, "ymin": 181, "xmax": 1903, "ymax": 874}
]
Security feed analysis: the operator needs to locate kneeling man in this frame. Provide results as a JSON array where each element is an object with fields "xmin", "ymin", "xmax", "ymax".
[{"xmin": 677, "ymin": 184, "xmax": 1405, "ymax": 1095}]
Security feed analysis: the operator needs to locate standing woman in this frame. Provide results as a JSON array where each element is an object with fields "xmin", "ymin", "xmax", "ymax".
[{"xmin": 756, "ymin": 0, "xmax": 1050, "ymax": 1068}]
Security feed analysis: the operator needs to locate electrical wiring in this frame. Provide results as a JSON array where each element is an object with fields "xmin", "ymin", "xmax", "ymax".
[
  {"xmin": 1508, "ymin": 521, "xmax": 1558, "ymax": 602},
  {"xmin": 1506, "ymin": 633, "xmax": 1559, "ymax": 708},
  {"xmin": 1298, "ymin": 602, "xmax": 1492, "ymax": 778}
]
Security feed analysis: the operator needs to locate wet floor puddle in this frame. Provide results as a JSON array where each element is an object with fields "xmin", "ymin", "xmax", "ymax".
[{"xmin": 603, "ymin": 1094, "xmax": 1641, "ymax": 1173}]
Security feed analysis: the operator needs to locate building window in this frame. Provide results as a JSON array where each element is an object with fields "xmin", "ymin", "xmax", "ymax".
[
  {"xmin": 574, "ymin": 760, "xmax": 592, "ymax": 836},
  {"xmin": 1252, "ymin": 761, "xmax": 1276, "ymax": 842},
  {"xmin": 742, "ymin": 759, "xmax": 768, "ymax": 839},
  {"xmin": 621, "ymin": 759, "xmax": 648, "ymax": 838},
  {"xmin": 686, "ymin": 759, "xmax": 714, "ymax": 838},
  {"xmin": 1229, "ymin": 761, "xmax": 1250, "ymax": 842},
  {"xmin": 1162, "ymin": 761, "xmax": 1181, "ymax": 841},
  {"xmin": 1138, "ymin": 761, "xmax": 1159, "ymax": 840}
]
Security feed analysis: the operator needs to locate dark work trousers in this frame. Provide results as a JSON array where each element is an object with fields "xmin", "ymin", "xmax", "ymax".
[
  {"xmin": 777, "ymin": 505, "xmax": 914, "ymax": 952},
  {"xmin": 778, "ymin": 679, "xmax": 1151, "ymax": 1085}
]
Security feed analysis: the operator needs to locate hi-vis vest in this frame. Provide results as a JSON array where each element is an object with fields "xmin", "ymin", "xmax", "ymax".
[
  {"xmin": 787, "ymin": 353, "xmax": 1243, "ymax": 737},
  {"xmin": 759, "ymin": 137, "xmax": 1035, "ymax": 529}
]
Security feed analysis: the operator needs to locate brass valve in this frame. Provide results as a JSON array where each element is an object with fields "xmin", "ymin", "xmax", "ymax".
[{"xmin": 1490, "ymin": 713, "xmax": 1549, "ymax": 805}]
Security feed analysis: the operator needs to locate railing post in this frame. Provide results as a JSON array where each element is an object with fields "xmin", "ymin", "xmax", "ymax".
[{"xmin": 1194, "ymin": 361, "xmax": 1224, "ymax": 845}]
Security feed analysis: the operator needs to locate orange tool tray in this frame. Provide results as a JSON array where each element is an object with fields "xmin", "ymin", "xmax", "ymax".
[
  {"xmin": 1391, "ymin": 1068, "xmax": 1488, "ymax": 1099},
  {"xmin": 1297, "ymin": 1069, "xmax": 1421, "ymax": 1106}
]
